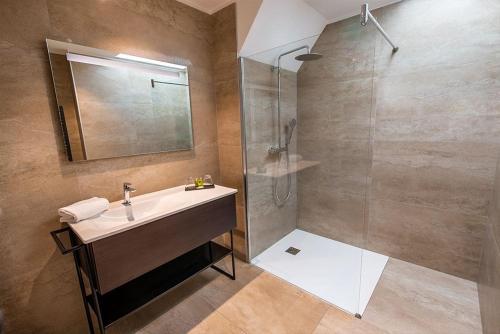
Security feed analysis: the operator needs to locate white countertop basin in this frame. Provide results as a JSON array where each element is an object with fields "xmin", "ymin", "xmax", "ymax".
[{"xmin": 69, "ymin": 185, "xmax": 237, "ymax": 244}]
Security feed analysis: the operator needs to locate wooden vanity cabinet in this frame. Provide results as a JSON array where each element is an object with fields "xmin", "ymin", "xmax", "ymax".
[{"xmin": 88, "ymin": 195, "xmax": 236, "ymax": 293}]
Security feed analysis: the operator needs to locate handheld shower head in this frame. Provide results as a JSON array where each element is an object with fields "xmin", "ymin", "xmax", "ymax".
[{"xmin": 286, "ymin": 118, "xmax": 297, "ymax": 145}]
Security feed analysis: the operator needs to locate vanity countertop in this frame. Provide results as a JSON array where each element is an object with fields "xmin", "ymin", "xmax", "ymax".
[{"xmin": 69, "ymin": 185, "xmax": 237, "ymax": 244}]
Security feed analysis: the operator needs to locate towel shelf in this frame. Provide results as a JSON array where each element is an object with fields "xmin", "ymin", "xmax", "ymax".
[{"xmin": 50, "ymin": 227, "xmax": 84, "ymax": 254}]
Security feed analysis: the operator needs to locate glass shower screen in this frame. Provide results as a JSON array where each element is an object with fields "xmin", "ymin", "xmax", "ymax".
[{"xmin": 240, "ymin": 31, "xmax": 379, "ymax": 316}]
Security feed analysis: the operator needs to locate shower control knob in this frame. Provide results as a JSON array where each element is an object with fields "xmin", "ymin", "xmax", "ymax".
[{"xmin": 268, "ymin": 146, "xmax": 286, "ymax": 155}]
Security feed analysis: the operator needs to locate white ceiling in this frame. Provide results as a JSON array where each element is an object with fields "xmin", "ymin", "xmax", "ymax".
[
  {"xmin": 304, "ymin": 0, "xmax": 401, "ymax": 23},
  {"xmin": 177, "ymin": 0, "xmax": 401, "ymax": 71},
  {"xmin": 240, "ymin": 0, "xmax": 326, "ymax": 72},
  {"xmin": 175, "ymin": 0, "xmax": 235, "ymax": 14},
  {"xmin": 176, "ymin": 0, "xmax": 399, "ymax": 18}
]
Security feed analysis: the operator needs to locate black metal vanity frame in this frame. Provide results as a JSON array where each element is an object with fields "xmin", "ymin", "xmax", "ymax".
[{"xmin": 51, "ymin": 226, "xmax": 235, "ymax": 334}]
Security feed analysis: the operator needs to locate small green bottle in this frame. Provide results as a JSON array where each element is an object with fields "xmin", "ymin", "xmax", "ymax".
[{"xmin": 195, "ymin": 177, "xmax": 204, "ymax": 188}]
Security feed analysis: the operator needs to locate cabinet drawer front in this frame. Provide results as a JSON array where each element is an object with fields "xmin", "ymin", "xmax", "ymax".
[{"xmin": 91, "ymin": 195, "xmax": 236, "ymax": 293}]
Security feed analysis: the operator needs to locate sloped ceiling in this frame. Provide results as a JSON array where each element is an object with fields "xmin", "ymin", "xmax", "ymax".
[
  {"xmin": 238, "ymin": 0, "xmax": 327, "ymax": 72},
  {"xmin": 176, "ymin": 0, "xmax": 399, "ymax": 20},
  {"xmin": 236, "ymin": 0, "xmax": 263, "ymax": 52},
  {"xmin": 175, "ymin": 0, "xmax": 235, "ymax": 14},
  {"xmin": 304, "ymin": 0, "xmax": 401, "ymax": 22},
  {"xmin": 239, "ymin": 0, "xmax": 326, "ymax": 58},
  {"xmin": 175, "ymin": 0, "xmax": 400, "ymax": 71},
  {"xmin": 239, "ymin": 0, "xmax": 400, "ymax": 71}
]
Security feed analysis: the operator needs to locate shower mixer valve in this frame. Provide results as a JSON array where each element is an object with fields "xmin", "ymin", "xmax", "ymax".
[{"xmin": 268, "ymin": 146, "xmax": 287, "ymax": 154}]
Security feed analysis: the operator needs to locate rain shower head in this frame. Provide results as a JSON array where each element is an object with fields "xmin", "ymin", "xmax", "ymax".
[
  {"xmin": 277, "ymin": 46, "xmax": 322, "ymax": 67},
  {"xmin": 294, "ymin": 52, "xmax": 323, "ymax": 61}
]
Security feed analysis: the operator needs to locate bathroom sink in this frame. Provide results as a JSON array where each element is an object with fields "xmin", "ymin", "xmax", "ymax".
[
  {"xmin": 97, "ymin": 192, "xmax": 190, "ymax": 223},
  {"xmin": 69, "ymin": 185, "xmax": 237, "ymax": 243},
  {"xmin": 100, "ymin": 198, "xmax": 161, "ymax": 221}
]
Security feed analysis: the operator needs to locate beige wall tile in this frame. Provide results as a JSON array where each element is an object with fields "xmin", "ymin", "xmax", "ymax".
[
  {"xmin": 298, "ymin": 185, "xmax": 365, "ymax": 247},
  {"xmin": 0, "ymin": 0, "xmax": 50, "ymax": 48},
  {"xmin": 296, "ymin": 0, "xmax": 500, "ymax": 282},
  {"xmin": 479, "ymin": 149, "xmax": 500, "ymax": 333},
  {"xmin": 367, "ymin": 199, "xmax": 486, "ymax": 280},
  {"xmin": 212, "ymin": 4, "xmax": 246, "ymax": 259},
  {"xmin": 371, "ymin": 141, "xmax": 497, "ymax": 217},
  {"xmin": 372, "ymin": 0, "xmax": 500, "ymax": 76},
  {"xmin": 478, "ymin": 225, "xmax": 500, "ymax": 334},
  {"xmin": 0, "ymin": 0, "xmax": 228, "ymax": 332},
  {"xmin": 488, "ymin": 156, "xmax": 500, "ymax": 245}
]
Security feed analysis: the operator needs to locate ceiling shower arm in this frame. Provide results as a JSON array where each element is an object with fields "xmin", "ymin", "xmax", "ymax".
[
  {"xmin": 277, "ymin": 45, "xmax": 310, "ymax": 67},
  {"xmin": 274, "ymin": 45, "xmax": 310, "ymax": 149}
]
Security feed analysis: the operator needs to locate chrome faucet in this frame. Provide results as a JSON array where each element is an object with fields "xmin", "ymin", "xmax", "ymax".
[{"xmin": 122, "ymin": 182, "xmax": 136, "ymax": 206}]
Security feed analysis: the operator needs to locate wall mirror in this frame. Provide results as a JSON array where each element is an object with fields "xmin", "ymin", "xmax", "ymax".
[{"xmin": 46, "ymin": 39, "xmax": 194, "ymax": 161}]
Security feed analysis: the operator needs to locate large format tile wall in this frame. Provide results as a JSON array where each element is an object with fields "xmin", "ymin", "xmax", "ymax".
[
  {"xmin": 242, "ymin": 58, "xmax": 298, "ymax": 258},
  {"xmin": 298, "ymin": 0, "xmax": 500, "ymax": 281},
  {"xmin": 0, "ymin": 0, "xmax": 238, "ymax": 332},
  {"xmin": 212, "ymin": 4, "xmax": 247, "ymax": 259},
  {"xmin": 478, "ymin": 155, "xmax": 500, "ymax": 333},
  {"xmin": 297, "ymin": 19, "xmax": 375, "ymax": 249}
]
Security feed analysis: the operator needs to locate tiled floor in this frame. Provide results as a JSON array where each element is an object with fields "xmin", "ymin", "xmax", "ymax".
[{"xmin": 108, "ymin": 257, "xmax": 482, "ymax": 334}]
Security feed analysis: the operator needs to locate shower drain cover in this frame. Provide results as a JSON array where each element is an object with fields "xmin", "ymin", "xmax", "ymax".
[{"xmin": 285, "ymin": 247, "xmax": 301, "ymax": 255}]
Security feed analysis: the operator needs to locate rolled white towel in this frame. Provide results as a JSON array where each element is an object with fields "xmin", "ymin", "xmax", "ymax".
[{"xmin": 58, "ymin": 197, "xmax": 109, "ymax": 223}]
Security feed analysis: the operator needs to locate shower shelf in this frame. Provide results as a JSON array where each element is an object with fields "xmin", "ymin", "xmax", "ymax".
[
  {"xmin": 247, "ymin": 159, "xmax": 320, "ymax": 177},
  {"xmin": 245, "ymin": 83, "xmax": 279, "ymax": 92}
]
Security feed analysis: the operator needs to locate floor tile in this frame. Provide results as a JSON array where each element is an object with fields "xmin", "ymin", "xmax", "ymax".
[
  {"xmin": 106, "ymin": 257, "xmax": 482, "ymax": 334},
  {"xmin": 187, "ymin": 311, "xmax": 247, "ymax": 334},
  {"xmin": 313, "ymin": 307, "xmax": 387, "ymax": 334},
  {"xmin": 362, "ymin": 258, "xmax": 482, "ymax": 334},
  {"xmin": 216, "ymin": 271, "xmax": 329, "ymax": 334}
]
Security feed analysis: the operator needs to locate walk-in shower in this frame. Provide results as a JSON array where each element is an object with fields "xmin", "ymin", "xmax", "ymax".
[
  {"xmin": 241, "ymin": 27, "xmax": 388, "ymax": 316},
  {"xmin": 268, "ymin": 46, "xmax": 322, "ymax": 206}
]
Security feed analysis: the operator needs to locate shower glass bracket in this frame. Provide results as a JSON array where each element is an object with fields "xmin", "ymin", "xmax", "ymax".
[{"xmin": 361, "ymin": 3, "xmax": 399, "ymax": 53}]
